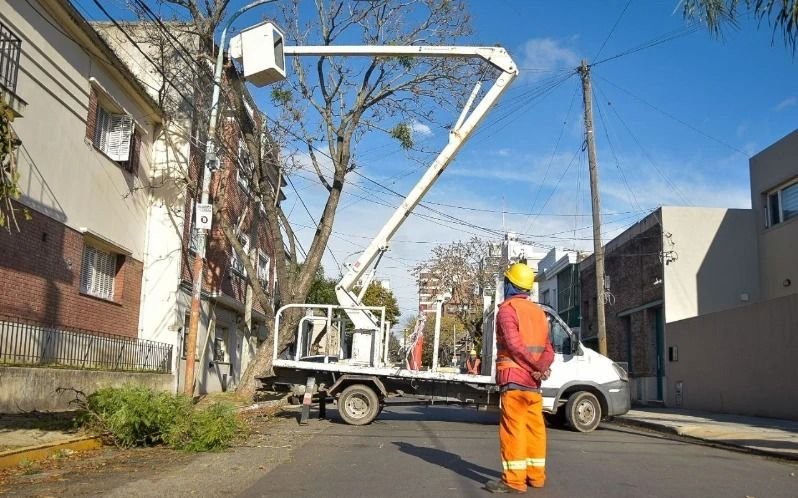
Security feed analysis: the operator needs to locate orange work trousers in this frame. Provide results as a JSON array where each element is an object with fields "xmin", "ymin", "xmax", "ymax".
[{"xmin": 499, "ymin": 390, "xmax": 546, "ymax": 491}]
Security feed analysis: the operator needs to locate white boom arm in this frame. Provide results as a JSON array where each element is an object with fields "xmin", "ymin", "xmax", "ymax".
[{"xmin": 285, "ymin": 45, "xmax": 518, "ymax": 333}]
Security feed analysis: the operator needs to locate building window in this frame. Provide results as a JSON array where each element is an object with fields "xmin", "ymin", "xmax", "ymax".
[
  {"xmin": 230, "ymin": 232, "xmax": 250, "ymax": 276},
  {"xmin": 541, "ymin": 289, "xmax": 550, "ymax": 305},
  {"xmin": 237, "ymin": 140, "xmax": 253, "ymax": 193},
  {"xmin": 93, "ymin": 106, "xmax": 134, "ymax": 162},
  {"xmin": 257, "ymin": 250, "xmax": 270, "ymax": 288},
  {"xmin": 767, "ymin": 180, "xmax": 798, "ymax": 227},
  {"xmin": 80, "ymin": 244, "xmax": 118, "ymax": 300},
  {"xmin": 86, "ymin": 86, "xmax": 141, "ymax": 174},
  {"xmin": 214, "ymin": 327, "xmax": 229, "ymax": 363}
]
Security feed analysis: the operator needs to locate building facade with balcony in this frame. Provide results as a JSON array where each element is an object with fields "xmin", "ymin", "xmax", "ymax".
[{"xmin": 0, "ymin": 1, "xmax": 161, "ymax": 338}]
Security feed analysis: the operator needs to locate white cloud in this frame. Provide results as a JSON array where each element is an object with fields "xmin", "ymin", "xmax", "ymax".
[
  {"xmin": 774, "ymin": 96, "xmax": 797, "ymax": 112},
  {"xmin": 518, "ymin": 38, "xmax": 580, "ymax": 81},
  {"xmin": 411, "ymin": 121, "xmax": 433, "ymax": 137}
]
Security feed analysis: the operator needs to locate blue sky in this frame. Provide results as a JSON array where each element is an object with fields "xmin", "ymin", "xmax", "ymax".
[{"xmin": 74, "ymin": 1, "xmax": 798, "ymax": 320}]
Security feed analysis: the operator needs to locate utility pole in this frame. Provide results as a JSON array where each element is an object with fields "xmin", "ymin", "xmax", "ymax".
[
  {"xmin": 578, "ymin": 60, "xmax": 608, "ymax": 356},
  {"xmin": 184, "ymin": 0, "xmax": 275, "ymax": 395}
]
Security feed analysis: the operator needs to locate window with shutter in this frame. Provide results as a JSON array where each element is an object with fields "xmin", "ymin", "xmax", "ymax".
[
  {"xmin": 80, "ymin": 244, "xmax": 117, "ymax": 300},
  {"xmin": 92, "ymin": 105, "xmax": 133, "ymax": 163}
]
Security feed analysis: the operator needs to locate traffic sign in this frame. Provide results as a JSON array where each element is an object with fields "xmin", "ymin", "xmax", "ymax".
[{"xmin": 195, "ymin": 203, "xmax": 213, "ymax": 230}]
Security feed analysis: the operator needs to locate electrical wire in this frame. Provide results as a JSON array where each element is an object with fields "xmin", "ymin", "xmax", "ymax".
[
  {"xmin": 592, "ymin": 82, "xmax": 692, "ymax": 205},
  {"xmin": 523, "ymin": 78, "xmax": 581, "ymax": 233},
  {"xmin": 593, "ymin": 0, "xmax": 633, "ymax": 61},
  {"xmin": 594, "ymin": 74, "xmax": 748, "ymax": 156}
]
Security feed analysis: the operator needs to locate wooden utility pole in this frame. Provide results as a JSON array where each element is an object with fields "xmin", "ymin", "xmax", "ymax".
[{"xmin": 578, "ymin": 60, "xmax": 608, "ymax": 356}]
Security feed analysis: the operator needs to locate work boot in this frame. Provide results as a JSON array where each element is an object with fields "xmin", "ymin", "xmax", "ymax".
[{"xmin": 484, "ymin": 480, "xmax": 525, "ymax": 494}]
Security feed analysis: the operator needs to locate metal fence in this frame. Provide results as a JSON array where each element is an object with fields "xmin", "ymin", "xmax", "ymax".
[
  {"xmin": 0, "ymin": 22, "xmax": 21, "ymax": 95},
  {"xmin": 0, "ymin": 315, "xmax": 173, "ymax": 373}
]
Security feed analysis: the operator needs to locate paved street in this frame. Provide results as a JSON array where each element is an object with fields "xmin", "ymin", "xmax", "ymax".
[{"xmin": 242, "ymin": 405, "xmax": 797, "ymax": 498}]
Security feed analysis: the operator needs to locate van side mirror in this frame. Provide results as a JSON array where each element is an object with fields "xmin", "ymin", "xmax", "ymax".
[{"xmin": 569, "ymin": 337, "xmax": 581, "ymax": 355}]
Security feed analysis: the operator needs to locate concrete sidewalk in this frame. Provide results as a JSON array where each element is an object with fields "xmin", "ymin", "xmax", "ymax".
[{"xmin": 614, "ymin": 408, "xmax": 798, "ymax": 461}]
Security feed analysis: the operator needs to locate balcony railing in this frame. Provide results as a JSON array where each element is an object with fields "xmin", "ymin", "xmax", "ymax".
[{"xmin": 0, "ymin": 22, "xmax": 21, "ymax": 95}]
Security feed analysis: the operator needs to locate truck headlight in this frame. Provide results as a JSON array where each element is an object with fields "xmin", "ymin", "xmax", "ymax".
[{"xmin": 613, "ymin": 362, "xmax": 629, "ymax": 382}]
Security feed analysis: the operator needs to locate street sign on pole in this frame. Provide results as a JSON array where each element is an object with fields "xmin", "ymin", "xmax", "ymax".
[{"xmin": 195, "ymin": 203, "xmax": 213, "ymax": 230}]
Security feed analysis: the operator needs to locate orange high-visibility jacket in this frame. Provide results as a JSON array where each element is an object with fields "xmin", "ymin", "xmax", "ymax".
[{"xmin": 496, "ymin": 298, "xmax": 549, "ymax": 372}]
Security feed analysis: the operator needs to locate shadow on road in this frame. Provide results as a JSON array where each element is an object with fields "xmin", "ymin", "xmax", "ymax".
[
  {"xmin": 379, "ymin": 405, "xmax": 500, "ymax": 424},
  {"xmin": 392, "ymin": 441, "xmax": 501, "ymax": 484}
]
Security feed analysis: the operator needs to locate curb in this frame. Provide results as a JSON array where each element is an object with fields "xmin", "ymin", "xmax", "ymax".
[
  {"xmin": 0, "ymin": 436, "xmax": 103, "ymax": 469},
  {"xmin": 609, "ymin": 417, "xmax": 798, "ymax": 462}
]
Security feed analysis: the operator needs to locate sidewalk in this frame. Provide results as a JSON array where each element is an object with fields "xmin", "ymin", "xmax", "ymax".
[{"xmin": 613, "ymin": 407, "xmax": 798, "ymax": 461}]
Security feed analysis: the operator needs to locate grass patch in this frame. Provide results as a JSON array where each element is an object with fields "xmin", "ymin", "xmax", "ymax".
[{"xmin": 72, "ymin": 386, "xmax": 245, "ymax": 452}]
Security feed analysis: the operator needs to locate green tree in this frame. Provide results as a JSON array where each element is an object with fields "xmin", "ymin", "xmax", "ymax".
[
  {"xmin": 388, "ymin": 333, "xmax": 402, "ymax": 363},
  {"xmin": 682, "ymin": 0, "xmax": 798, "ymax": 51},
  {"xmin": 360, "ymin": 282, "xmax": 401, "ymax": 325},
  {"xmin": 305, "ymin": 266, "xmax": 338, "ymax": 305}
]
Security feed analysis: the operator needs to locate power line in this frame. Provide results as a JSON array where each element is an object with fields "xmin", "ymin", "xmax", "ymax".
[
  {"xmin": 286, "ymin": 175, "xmax": 342, "ymax": 271},
  {"xmin": 594, "ymin": 74, "xmax": 748, "ymax": 156},
  {"xmin": 88, "ymin": 0, "xmax": 197, "ymax": 110},
  {"xmin": 523, "ymin": 78, "xmax": 581, "ymax": 233},
  {"xmin": 593, "ymin": 24, "xmax": 700, "ymax": 66},
  {"xmin": 594, "ymin": 0, "xmax": 633, "ymax": 60},
  {"xmin": 592, "ymin": 82, "xmax": 644, "ymax": 214},
  {"xmin": 592, "ymin": 82, "xmax": 692, "ymax": 205}
]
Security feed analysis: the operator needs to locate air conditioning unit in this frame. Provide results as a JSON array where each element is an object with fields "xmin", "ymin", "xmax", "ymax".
[{"xmin": 229, "ymin": 22, "xmax": 286, "ymax": 87}]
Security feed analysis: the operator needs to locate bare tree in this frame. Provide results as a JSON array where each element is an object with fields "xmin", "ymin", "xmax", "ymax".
[
  {"xmin": 413, "ymin": 237, "xmax": 494, "ymax": 342},
  {"xmin": 122, "ymin": 0, "xmax": 479, "ymax": 398}
]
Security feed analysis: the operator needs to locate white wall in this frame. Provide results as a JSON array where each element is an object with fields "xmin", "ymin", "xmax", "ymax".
[
  {"xmin": 91, "ymin": 25, "xmax": 195, "ymax": 354},
  {"xmin": 662, "ymin": 206, "xmax": 759, "ymax": 323},
  {"xmin": 2, "ymin": 2, "xmax": 159, "ymax": 261}
]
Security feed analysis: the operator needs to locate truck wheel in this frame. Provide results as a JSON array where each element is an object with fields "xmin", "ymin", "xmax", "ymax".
[
  {"xmin": 565, "ymin": 391, "xmax": 602, "ymax": 432},
  {"xmin": 338, "ymin": 384, "xmax": 380, "ymax": 426}
]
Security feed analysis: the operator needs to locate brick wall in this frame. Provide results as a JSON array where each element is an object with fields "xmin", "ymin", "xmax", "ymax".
[
  {"xmin": 179, "ymin": 73, "xmax": 278, "ymax": 315},
  {"xmin": 580, "ymin": 224, "xmax": 663, "ymax": 377},
  {"xmin": 0, "ymin": 204, "xmax": 142, "ymax": 337}
]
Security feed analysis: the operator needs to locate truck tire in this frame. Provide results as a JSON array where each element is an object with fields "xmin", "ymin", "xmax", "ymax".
[
  {"xmin": 565, "ymin": 391, "xmax": 602, "ymax": 432},
  {"xmin": 337, "ymin": 384, "xmax": 380, "ymax": 426}
]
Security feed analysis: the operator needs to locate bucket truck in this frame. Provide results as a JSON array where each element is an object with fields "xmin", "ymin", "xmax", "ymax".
[{"xmin": 237, "ymin": 30, "xmax": 629, "ymax": 429}]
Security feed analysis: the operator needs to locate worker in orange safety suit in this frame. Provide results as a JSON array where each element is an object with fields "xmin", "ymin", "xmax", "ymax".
[
  {"xmin": 485, "ymin": 262, "xmax": 554, "ymax": 494},
  {"xmin": 465, "ymin": 349, "xmax": 481, "ymax": 375}
]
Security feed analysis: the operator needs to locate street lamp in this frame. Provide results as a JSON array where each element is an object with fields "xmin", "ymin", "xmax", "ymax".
[{"xmin": 184, "ymin": 0, "xmax": 281, "ymax": 396}]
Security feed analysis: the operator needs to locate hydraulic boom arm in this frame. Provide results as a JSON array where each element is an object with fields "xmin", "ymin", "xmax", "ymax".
[{"xmin": 284, "ymin": 45, "xmax": 518, "ymax": 333}]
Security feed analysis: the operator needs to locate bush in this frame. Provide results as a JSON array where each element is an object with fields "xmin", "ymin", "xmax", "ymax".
[
  {"xmin": 76, "ymin": 386, "xmax": 243, "ymax": 452},
  {"xmin": 164, "ymin": 402, "xmax": 241, "ymax": 452}
]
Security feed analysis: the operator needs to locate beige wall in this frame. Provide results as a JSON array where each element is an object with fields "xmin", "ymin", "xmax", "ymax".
[
  {"xmin": 749, "ymin": 130, "xmax": 798, "ymax": 301},
  {"xmin": 665, "ymin": 293, "xmax": 798, "ymax": 420},
  {"xmin": 662, "ymin": 207, "xmax": 759, "ymax": 323},
  {"xmin": 2, "ymin": 1, "xmax": 160, "ymax": 261},
  {"xmin": 0, "ymin": 366, "xmax": 173, "ymax": 413}
]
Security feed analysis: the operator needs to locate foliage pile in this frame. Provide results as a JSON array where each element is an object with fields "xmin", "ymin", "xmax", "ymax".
[{"xmin": 74, "ymin": 386, "xmax": 243, "ymax": 452}]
